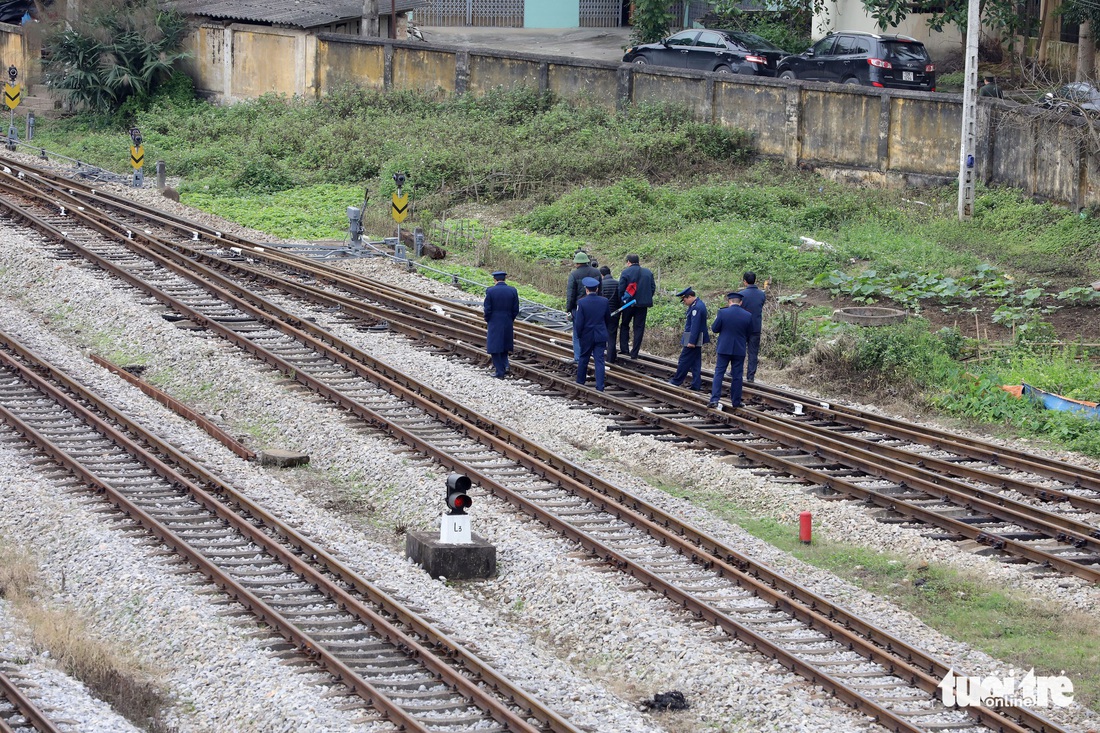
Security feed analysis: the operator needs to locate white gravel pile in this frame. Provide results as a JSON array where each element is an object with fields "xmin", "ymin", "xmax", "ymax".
[{"xmin": 0, "ymin": 165, "xmax": 1097, "ymax": 732}]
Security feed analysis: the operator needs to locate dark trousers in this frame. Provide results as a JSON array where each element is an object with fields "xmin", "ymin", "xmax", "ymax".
[
  {"xmin": 490, "ymin": 352, "xmax": 509, "ymax": 378},
  {"xmin": 746, "ymin": 331, "xmax": 761, "ymax": 382},
  {"xmin": 711, "ymin": 352, "xmax": 746, "ymax": 407},
  {"xmin": 577, "ymin": 342, "xmax": 606, "ymax": 391},
  {"xmin": 670, "ymin": 346, "xmax": 703, "ymax": 390},
  {"xmin": 607, "ymin": 313, "xmax": 620, "ymax": 363},
  {"xmin": 619, "ymin": 306, "xmax": 648, "ymax": 358}
]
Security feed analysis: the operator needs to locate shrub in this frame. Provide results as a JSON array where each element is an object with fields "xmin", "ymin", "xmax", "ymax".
[{"xmin": 43, "ymin": 0, "xmax": 189, "ymax": 115}]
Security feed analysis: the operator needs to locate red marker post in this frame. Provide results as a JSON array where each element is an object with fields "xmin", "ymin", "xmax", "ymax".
[{"xmin": 799, "ymin": 511, "xmax": 812, "ymax": 544}]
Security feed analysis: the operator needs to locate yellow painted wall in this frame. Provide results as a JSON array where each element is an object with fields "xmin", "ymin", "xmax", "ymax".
[
  {"xmin": 182, "ymin": 23, "xmax": 225, "ymax": 95},
  {"xmin": 887, "ymin": 96, "xmax": 958, "ymax": 175},
  {"xmin": 174, "ymin": 27, "xmax": 1100, "ymax": 207},
  {"xmin": 714, "ymin": 82, "xmax": 787, "ymax": 157},
  {"xmin": 633, "ymin": 71, "xmax": 709, "ymax": 120},
  {"xmin": 468, "ymin": 54, "xmax": 540, "ymax": 95},
  {"xmin": 0, "ymin": 24, "xmax": 26, "ymax": 82},
  {"xmin": 799, "ymin": 90, "xmax": 879, "ymax": 167},
  {"xmin": 547, "ymin": 63, "xmax": 618, "ymax": 110},
  {"xmin": 391, "ymin": 47, "xmax": 455, "ymax": 93},
  {"xmin": 231, "ymin": 30, "xmax": 299, "ymax": 98},
  {"xmin": 318, "ymin": 39, "xmax": 385, "ymax": 93}
]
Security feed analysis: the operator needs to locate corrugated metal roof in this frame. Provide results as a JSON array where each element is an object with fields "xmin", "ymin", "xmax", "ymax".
[{"xmin": 169, "ymin": 0, "xmax": 424, "ymax": 28}]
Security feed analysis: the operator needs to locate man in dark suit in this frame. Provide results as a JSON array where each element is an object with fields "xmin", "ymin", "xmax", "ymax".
[
  {"xmin": 483, "ymin": 271, "xmax": 520, "ymax": 378},
  {"xmin": 573, "ymin": 277, "xmax": 611, "ymax": 391},
  {"xmin": 599, "ymin": 266, "xmax": 621, "ymax": 364},
  {"xmin": 669, "ymin": 287, "xmax": 709, "ymax": 391},
  {"xmin": 617, "ymin": 253, "xmax": 656, "ymax": 360},
  {"xmin": 709, "ymin": 292, "xmax": 753, "ymax": 409},
  {"xmin": 737, "ymin": 271, "xmax": 767, "ymax": 383}
]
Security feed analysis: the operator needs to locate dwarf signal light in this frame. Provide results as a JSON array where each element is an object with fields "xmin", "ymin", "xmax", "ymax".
[{"xmin": 446, "ymin": 473, "xmax": 472, "ymax": 515}]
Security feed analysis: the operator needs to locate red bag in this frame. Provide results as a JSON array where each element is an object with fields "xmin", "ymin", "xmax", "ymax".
[{"xmin": 625, "ymin": 282, "xmax": 637, "ymax": 297}]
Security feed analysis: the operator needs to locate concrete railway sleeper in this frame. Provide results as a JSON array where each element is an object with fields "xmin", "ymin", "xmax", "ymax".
[
  {"xmin": 7, "ymin": 154, "xmax": 1100, "ymax": 499},
  {"xmin": 0, "ymin": 669, "xmax": 64, "ymax": 733},
  {"xmin": 0, "ymin": 179, "xmax": 1067, "ymax": 732},
  {"xmin": 0, "ymin": 331, "xmax": 578, "ymax": 733},
  {"xmin": 63, "ymin": 218, "xmax": 1100, "ymax": 586}
]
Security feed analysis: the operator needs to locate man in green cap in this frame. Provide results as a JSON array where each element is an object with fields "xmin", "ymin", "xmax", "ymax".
[{"xmin": 566, "ymin": 251, "xmax": 601, "ymax": 362}]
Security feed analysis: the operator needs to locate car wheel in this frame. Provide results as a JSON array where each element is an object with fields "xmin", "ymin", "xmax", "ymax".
[
  {"xmin": 779, "ymin": 70, "xmax": 796, "ymax": 80},
  {"xmin": 843, "ymin": 77, "xmax": 862, "ymax": 85},
  {"xmin": 715, "ymin": 65, "xmax": 735, "ymax": 74},
  {"xmin": 632, "ymin": 56, "xmax": 648, "ymax": 65}
]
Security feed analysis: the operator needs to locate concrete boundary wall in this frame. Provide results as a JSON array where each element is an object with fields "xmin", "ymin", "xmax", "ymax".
[
  {"xmin": 27, "ymin": 17, "xmax": 1096, "ymax": 209},
  {"xmin": 308, "ymin": 34, "xmax": 1098, "ymax": 209}
]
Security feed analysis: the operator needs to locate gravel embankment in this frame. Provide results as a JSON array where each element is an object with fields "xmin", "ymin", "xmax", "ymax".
[{"xmin": 0, "ymin": 159, "xmax": 1097, "ymax": 732}]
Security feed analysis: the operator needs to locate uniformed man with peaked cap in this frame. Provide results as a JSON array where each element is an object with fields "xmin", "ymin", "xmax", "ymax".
[{"xmin": 483, "ymin": 271, "xmax": 519, "ymax": 378}]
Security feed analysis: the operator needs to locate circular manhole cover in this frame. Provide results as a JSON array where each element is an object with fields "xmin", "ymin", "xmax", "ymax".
[{"xmin": 833, "ymin": 306, "xmax": 908, "ymax": 326}]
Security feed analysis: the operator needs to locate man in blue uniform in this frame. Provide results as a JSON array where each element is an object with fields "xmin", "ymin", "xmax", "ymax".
[
  {"xmin": 573, "ymin": 277, "xmax": 611, "ymax": 391},
  {"xmin": 709, "ymin": 292, "xmax": 753, "ymax": 409},
  {"xmin": 567, "ymin": 252, "xmax": 601, "ymax": 363},
  {"xmin": 668, "ymin": 287, "xmax": 709, "ymax": 390},
  {"xmin": 599, "ymin": 265, "xmax": 622, "ymax": 364},
  {"xmin": 483, "ymin": 271, "xmax": 520, "ymax": 379},
  {"xmin": 617, "ymin": 253, "xmax": 656, "ymax": 360},
  {"xmin": 737, "ymin": 272, "xmax": 767, "ymax": 383}
]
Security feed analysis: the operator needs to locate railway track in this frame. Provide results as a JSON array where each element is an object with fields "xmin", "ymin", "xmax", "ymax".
[
  {"xmin": 0, "ymin": 668, "xmax": 63, "ymax": 733},
  {"xmin": 0, "ymin": 328, "xmax": 579, "ymax": 733},
  {"xmin": 0, "ymin": 157, "xmax": 1079, "ymax": 732}
]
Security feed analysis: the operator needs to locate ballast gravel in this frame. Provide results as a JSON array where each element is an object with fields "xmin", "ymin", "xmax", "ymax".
[{"xmin": 0, "ymin": 167, "xmax": 1097, "ymax": 732}]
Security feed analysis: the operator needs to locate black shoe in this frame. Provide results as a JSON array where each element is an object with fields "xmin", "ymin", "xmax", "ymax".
[
  {"xmin": 668, "ymin": 379, "xmax": 682, "ymax": 387},
  {"xmin": 707, "ymin": 401, "xmax": 719, "ymax": 409},
  {"xmin": 730, "ymin": 403, "xmax": 742, "ymax": 409}
]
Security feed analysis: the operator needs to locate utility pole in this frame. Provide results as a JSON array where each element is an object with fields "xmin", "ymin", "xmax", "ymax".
[
  {"xmin": 957, "ymin": 0, "xmax": 981, "ymax": 220},
  {"xmin": 361, "ymin": 0, "xmax": 379, "ymax": 37}
]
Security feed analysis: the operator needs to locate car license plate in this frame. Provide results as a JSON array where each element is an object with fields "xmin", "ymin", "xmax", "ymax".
[{"xmin": 903, "ymin": 71, "xmax": 914, "ymax": 81}]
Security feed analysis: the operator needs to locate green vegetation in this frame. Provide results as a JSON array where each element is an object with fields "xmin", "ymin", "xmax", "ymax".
[
  {"xmin": 30, "ymin": 86, "xmax": 1100, "ymax": 455},
  {"xmin": 42, "ymin": 0, "xmax": 189, "ymax": 116},
  {"xmin": 733, "ymin": 515, "xmax": 1100, "ymax": 711}
]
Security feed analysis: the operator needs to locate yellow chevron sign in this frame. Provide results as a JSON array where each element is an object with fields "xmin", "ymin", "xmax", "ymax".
[
  {"xmin": 3, "ymin": 83, "xmax": 20, "ymax": 110},
  {"xmin": 130, "ymin": 145, "xmax": 144, "ymax": 169},
  {"xmin": 391, "ymin": 191, "xmax": 409, "ymax": 223}
]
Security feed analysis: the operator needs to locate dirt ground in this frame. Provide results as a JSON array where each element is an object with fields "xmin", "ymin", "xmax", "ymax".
[{"xmin": 420, "ymin": 25, "xmax": 634, "ymax": 62}]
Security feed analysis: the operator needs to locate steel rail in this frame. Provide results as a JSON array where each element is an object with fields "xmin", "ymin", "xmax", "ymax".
[
  {"xmin": 9, "ymin": 157, "xmax": 1100, "ymax": 500},
  {"xmin": 0, "ymin": 670, "xmax": 64, "ymax": 733},
  {"xmin": 0, "ymin": 215, "xmax": 572, "ymax": 730},
  {"xmin": 0, "ymin": 344, "xmax": 550, "ymax": 733},
  {"xmin": 0, "ymin": 167, "xmax": 1068, "ymax": 732},
  {"xmin": 746, "ymin": 380, "xmax": 1100, "ymax": 492},
  {"xmin": 0, "ymin": 324, "xmax": 582, "ymax": 733},
  {"xmin": 105, "ymin": 242, "xmax": 1100, "ymax": 582}
]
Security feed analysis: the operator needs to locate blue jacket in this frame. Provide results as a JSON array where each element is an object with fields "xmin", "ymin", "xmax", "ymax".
[
  {"xmin": 574, "ymin": 293, "xmax": 610, "ymax": 351},
  {"xmin": 738, "ymin": 284, "xmax": 766, "ymax": 334},
  {"xmin": 483, "ymin": 281, "xmax": 519, "ymax": 354},
  {"xmin": 712, "ymin": 304, "xmax": 753, "ymax": 356},
  {"xmin": 618, "ymin": 264, "xmax": 656, "ymax": 308},
  {"xmin": 680, "ymin": 298, "xmax": 710, "ymax": 347}
]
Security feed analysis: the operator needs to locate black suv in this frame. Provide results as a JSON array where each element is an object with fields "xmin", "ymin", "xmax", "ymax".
[{"xmin": 776, "ymin": 32, "xmax": 935, "ymax": 91}]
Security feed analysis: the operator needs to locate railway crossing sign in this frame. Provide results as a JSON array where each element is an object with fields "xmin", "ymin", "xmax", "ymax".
[
  {"xmin": 129, "ymin": 127, "xmax": 144, "ymax": 187},
  {"xmin": 5, "ymin": 66, "xmax": 18, "ymax": 151},
  {"xmin": 3, "ymin": 82, "xmax": 19, "ymax": 110},
  {"xmin": 391, "ymin": 191, "xmax": 409, "ymax": 223},
  {"xmin": 4, "ymin": 65, "xmax": 17, "ymax": 110}
]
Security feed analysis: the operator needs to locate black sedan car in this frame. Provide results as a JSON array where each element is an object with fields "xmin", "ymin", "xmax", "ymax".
[{"xmin": 623, "ymin": 29, "xmax": 789, "ymax": 76}]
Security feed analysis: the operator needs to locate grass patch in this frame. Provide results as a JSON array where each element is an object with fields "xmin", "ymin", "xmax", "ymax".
[
  {"xmin": 733, "ymin": 515, "xmax": 1100, "ymax": 711},
  {"xmin": 0, "ymin": 537, "xmax": 172, "ymax": 731}
]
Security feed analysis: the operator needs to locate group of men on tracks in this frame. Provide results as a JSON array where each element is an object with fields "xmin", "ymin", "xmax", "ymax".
[{"xmin": 481, "ymin": 252, "xmax": 765, "ymax": 409}]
